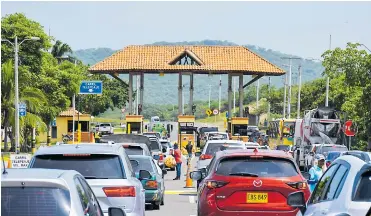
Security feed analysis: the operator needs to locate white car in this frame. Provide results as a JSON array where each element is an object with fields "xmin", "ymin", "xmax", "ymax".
[
  {"xmin": 287, "ymin": 155, "xmax": 371, "ymax": 216},
  {"xmin": 244, "ymin": 142, "xmax": 260, "ymax": 149},
  {"xmin": 207, "ymin": 132, "xmax": 229, "ymax": 140},
  {"xmin": 98, "ymin": 123, "xmax": 114, "ymax": 135}
]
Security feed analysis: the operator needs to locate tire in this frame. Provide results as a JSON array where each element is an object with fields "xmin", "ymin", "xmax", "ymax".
[
  {"xmin": 161, "ymin": 195, "xmax": 164, "ymax": 205},
  {"xmin": 152, "ymin": 202, "xmax": 160, "ymax": 210}
]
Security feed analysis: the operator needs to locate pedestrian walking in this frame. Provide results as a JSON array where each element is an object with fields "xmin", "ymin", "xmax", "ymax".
[
  {"xmin": 186, "ymin": 141, "xmax": 193, "ymax": 162},
  {"xmin": 173, "ymin": 143, "xmax": 182, "ymax": 180},
  {"xmin": 308, "ymin": 154, "xmax": 326, "ymax": 192}
]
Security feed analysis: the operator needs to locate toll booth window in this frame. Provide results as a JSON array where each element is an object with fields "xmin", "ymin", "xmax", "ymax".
[
  {"xmin": 128, "ymin": 122, "xmax": 141, "ymax": 133},
  {"xmin": 67, "ymin": 121, "xmax": 89, "ymax": 132},
  {"xmin": 283, "ymin": 122, "xmax": 295, "ymax": 135},
  {"xmin": 179, "ymin": 122, "xmax": 194, "ymax": 135},
  {"xmin": 232, "ymin": 124, "xmax": 248, "ymax": 136}
]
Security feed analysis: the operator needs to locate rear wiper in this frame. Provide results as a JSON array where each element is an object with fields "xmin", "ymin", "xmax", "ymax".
[
  {"xmin": 84, "ymin": 176, "xmax": 109, "ymax": 179},
  {"xmin": 229, "ymin": 172, "xmax": 259, "ymax": 177}
]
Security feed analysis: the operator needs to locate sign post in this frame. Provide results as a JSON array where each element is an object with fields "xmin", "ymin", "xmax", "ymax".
[
  {"xmin": 213, "ymin": 109, "xmax": 219, "ymax": 123},
  {"xmin": 344, "ymin": 120, "xmax": 356, "ymax": 150}
]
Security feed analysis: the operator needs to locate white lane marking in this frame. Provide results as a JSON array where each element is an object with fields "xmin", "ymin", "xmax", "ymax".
[{"xmin": 189, "ymin": 196, "xmax": 195, "ymax": 204}]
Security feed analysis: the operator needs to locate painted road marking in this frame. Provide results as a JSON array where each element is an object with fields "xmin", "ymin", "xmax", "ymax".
[
  {"xmin": 165, "ymin": 190, "xmax": 197, "ymax": 195},
  {"xmin": 189, "ymin": 196, "xmax": 195, "ymax": 204}
]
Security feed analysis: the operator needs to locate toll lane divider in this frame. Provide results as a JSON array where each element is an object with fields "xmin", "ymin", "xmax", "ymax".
[{"xmin": 165, "ymin": 190, "xmax": 197, "ymax": 195}]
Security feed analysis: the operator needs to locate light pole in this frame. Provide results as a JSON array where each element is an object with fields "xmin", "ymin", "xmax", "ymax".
[
  {"xmin": 218, "ymin": 75, "xmax": 221, "ymax": 116},
  {"xmin": 1, "ymin": 36, "xmax": 40, "ymax": 153},
  {"xmin": 360, "ymin": 44, "xmax": 371, "ymax": 52},
  {"xmin": 208, "ymin": 84, "xmax": 211, "ymax": 109},
  {"xmin": 281, "ymin": 57, "xmax": 301, "ymax": 119}
]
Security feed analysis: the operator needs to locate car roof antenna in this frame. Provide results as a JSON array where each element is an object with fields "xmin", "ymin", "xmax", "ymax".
[{"xmin": 2, "ymin": 153, "xmax": 8, "ymax": 175}]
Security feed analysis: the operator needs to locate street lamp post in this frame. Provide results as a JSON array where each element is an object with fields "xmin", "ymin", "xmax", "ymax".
[{"xmin": 1, "ymin": 36, "xmax": 40, "ymax": 153}]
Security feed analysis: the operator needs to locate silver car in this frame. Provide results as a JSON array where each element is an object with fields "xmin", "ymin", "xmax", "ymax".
[
  {"xmin": 29, "ymin": 143, "xmax": 146, "ymax": 216},
  {"xmin": 1, "ymin": 168, "xmax": 126, "ymax": 216}
]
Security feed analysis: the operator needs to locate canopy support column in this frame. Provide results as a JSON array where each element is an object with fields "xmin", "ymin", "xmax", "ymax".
[
  {"xmin": 129, "ymin": 72, "xmax": 133, "ymax": 114},
  {"xmin": 140, "ymin": 72, "xmax": 144, "ymax": 110},
  {"xmin": 189, "ymin": 73, "xmax": 194, "ymax": 115},
  {"xmin": 228, "ymin": 73, "xmax": 232, "ymax": 121},
  {"xmin": 239, "ymin": 74, "xmax": 244, "ymax": 117},
  {"xmin": 178, "ymin": 72, "xmax": 183, "ymax": 115}
]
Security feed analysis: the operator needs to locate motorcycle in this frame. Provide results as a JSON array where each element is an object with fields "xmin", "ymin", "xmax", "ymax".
[{"xmin": 62, "ymin": 134, "xmax": 73, "ymax": 143}]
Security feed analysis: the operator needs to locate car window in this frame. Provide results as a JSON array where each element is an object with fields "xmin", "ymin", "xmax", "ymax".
[
  {"xmin": 215, "ymin": 157, "xmax": 298, "ymax": 177},
  {"xmin": 323, "ymin": 165, "xmax": 348, "ymax": 201},
  {"xmin": 1, "ymin": 187, "xmax": 70, "ymax": 216},
  {"xmin": 32, "ymin": 154, "xmax": 125, "ymax": 179},
  {"xmin": 152, "ymin": 159, "xmax": 162, "ymax": 175},
  {"xmin": 75, "ymin": 177, "xmax": 91, "ymax": 216},
  {"xmin": 122, "ymin": 150, "xmax": 135, "ymax": 177},
  {"xmin": 310, "ymin": 164, "xmax": 339, "ymax": 204},
  {"xmin": 354, "ymin": 171, "xmax": 371, "ymax": 201},
  {"xmin": 124, "ymin": 146, "xmax": 144, "ymax": 155},
  {"xmin": 205, "ymin": 143, "xmax": 243, "ymax": 155},
  {"xmin": 100, "ymin": 124, "xmax": 111, "ymax": 127},
  {"xmin": 77, "ymin": 177, "xmax": 103, "ymax": 216},
  {"xmin": 130, "ymin": 158, "xmax": 154, "ymax": 174},
  {"xmin": 327, "ymin": 152, "xmax": 341, "ymax": 161}
]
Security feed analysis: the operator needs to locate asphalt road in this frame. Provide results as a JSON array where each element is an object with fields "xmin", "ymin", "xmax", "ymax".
[{"xmin": 145, "ymin": 155, "xmax": 198, "ymax": 216}]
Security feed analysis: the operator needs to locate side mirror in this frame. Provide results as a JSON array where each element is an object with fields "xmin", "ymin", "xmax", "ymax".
[
  {"xmin": 139, "ymin": 170, "xmax": 151, "ymax": 180},
  {"xmin": 190, "ymin": 171, "xmax": 202, "ymax": 180},
  {"xmin": 195, "ymin": 151, "xmax": 202, "ymax": 157},
  {"xmin": 287, "ymin": 191, "xmax": 306, "ymax": 214},
  {"xmin": 162, "ymin": 169, "xmax": 167, "ymax": 175},
  {"xmin": 162, "ymin": 148, "xmax": 167, "ymax": 153},
  {"xmin": 200, "ymin": 167, "xmax": 207, "ymax": 178},
  {"xmin": 108, "ymin": 207, "xmax": 126, "ymax": 216}
]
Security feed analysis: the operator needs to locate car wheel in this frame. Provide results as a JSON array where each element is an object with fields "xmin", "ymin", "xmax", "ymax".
[
  {"xmin": 161, "ymin": 195, "xmax": 164, "ymax": 205},
  {"xmin": 152, "ymin": 202, "xmax": 160, "ymax": 210}
]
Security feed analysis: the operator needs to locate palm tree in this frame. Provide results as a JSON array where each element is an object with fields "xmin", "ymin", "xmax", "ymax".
[
  {"xmin": 1, "ymin": 61, "xmax": 47, "ymax": 152},
  {"xmin": 51, "ymin": 40, "xmax": 80, "ymax": 64}
]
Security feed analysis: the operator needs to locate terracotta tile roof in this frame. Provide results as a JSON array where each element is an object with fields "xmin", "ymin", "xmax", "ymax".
[
  {"xmin": 89, "ymin": 45, "xmax": 284, "ymax": 75},
  {"xmin": 59, "ymin": 107, "xmax": 90, "ymax": 117}
]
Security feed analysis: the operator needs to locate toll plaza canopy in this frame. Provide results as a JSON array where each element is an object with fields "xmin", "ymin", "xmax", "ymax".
[{"xmin": 89, "ymin": 45, "xmax": 285, "ymax": 117}]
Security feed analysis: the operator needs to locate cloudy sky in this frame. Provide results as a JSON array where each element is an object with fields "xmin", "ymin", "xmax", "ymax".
[{"xmin": 2, "ymin": 1, "xmax": 371, "ymax": 58}]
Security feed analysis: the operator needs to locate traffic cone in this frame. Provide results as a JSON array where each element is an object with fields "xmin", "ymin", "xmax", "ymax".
[
  {"xmin": 91, "ymin": 132, "xmax": 95, "ymax": 143},
  {"xmin": 7, "ymin": 158, "xmax": 12, "ymax": 168},
  {"xmin": 184, "ymin": 157, "xmax": 194, "ymax": 188}
]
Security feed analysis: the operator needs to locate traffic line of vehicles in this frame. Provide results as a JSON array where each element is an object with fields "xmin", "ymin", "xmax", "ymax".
[
  {"xmin": 1, "ymin": 132, "xmax": 175, "ymax": 216},
  {"xmin": 190, "ymin": 126, "xmax": 371, "ymax": 216}
]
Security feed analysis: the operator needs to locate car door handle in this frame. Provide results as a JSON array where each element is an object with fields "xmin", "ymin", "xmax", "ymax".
[{"xmin": 141, "ymin": 189, "xmax": 145, "ymax": 192}]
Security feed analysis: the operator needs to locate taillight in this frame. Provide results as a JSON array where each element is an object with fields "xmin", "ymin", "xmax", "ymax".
[
  {"xmin": 286, "ymin": 181, "xmax": 307, "ymax": 190},
  {"xmin": 206, "ymin": 180, "xmax": 228, "ymax": 189},
  {"xmin": 103, "ymin": 186, "xmax": 136, "ymax": 197},
  {"xmin": 159, "ymin": 153, "xmax": 164, "ymax": 161},
  {"xmin": 200, "ymin": 154, "xmax": 213, "ymax": 160},
  {"xmin": 145, "ymin": 180, "xmax": 158, "ymax": 189}
]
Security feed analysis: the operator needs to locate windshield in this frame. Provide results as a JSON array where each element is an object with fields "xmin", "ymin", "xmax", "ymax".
[
  {"xmin": 208, "ymin": 133, "xmax": 227, "ymax": 139},
  {"xmin": 282, "ymin": 122, "xmax": 295, "ymax": 135},
  {"xmin": 124, "ymin": 146, "xmax": 144, "ymax": 155},
  {"xmin": 129, "ymin": 157, "xmax": 154, "ymax": 174},
  {"xmin": 205, "ymin": 143, "xmax": 243, "ymax": 155},
  {"xmin": 161, "ymin": 142, "xmax": 171, "ymax": 149},
  {"xmin": 31, "ymin": 154, "xmax": 125, "ymax": 179},
  {"xmin": 326, "ymin": 152, "xmax": 341, "ymax": 161},
  {"xmin": 150, "ymin": 140, "xmax": 160, "ymax": 151},
  {"xmin": 216, "ymin": 157, "xmax": 298, "ymax": 177},
  {"xmin": 1, "ymin": 187, "xmax": 70, "ymax": 216},
  {"xmin": 100, "ymin": 123, "xmax": 111, "ymax": 127},
  {"xmin": 354, "ymin": 171, "xmax": 371, "ymax": 201},
  {"xmin": 232, "ymin": 124, "xmax": 248, "ymax": 136},
  {"xmin": 276, "ymin": 145, "xmax": 291, "ymax": 151}
]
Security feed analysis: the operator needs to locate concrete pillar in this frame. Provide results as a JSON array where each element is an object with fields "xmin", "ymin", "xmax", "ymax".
[
  {"xmin": 178, "ymin": 72, "xmax": 183, "ymax": 115},
  {"xmin": 228, "ymin": 74, "xmax": 232, "ymax": 120},
  {"xmin": 239, "ymin": 74, "xmax": 244, "ymax": 117},
  {"xmin": 189, "ymin": 73, "xmax": 194, "ymax": 115},
  {"xmin": 140, "ymin": 72, "xmax": 144, "ymax": 110},
  {"xmin": 129, "ymin": 73, "xmax": 133, "ymax": 114}
]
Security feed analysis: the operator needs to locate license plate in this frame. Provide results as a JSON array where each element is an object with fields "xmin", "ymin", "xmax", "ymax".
[{"xmin": 246, "ymin": 193, "xmax": 268, "ymax": 203}]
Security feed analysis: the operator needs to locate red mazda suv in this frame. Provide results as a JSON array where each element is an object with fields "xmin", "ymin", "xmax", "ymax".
[{"xmin": 191, "ymin": 148, "xmax": 311, "ymax": 216}]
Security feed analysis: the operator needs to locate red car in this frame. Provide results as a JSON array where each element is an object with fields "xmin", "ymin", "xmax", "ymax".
[{"xmin": 191, "ymin": 149, "xmax": 311, "ymax": 216}]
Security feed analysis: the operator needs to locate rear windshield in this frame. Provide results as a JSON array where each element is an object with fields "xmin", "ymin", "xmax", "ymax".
[
  {"xmin": 124, "ymin": 146, "xmax": 144, "ymax": 155},
  {"xmin": 318, "ymin": 146, "xmax": 348, "ymax": 154},
  {"xmin": 150, "ymin": 141, "xmax": 160, "ymax": 151},
  {"xmin": 31, "ymin": 154, "xmax": 125, "ymax": 179},
  {"xmin": 1, "ymin": 187, "xmax": 70, "ymax": 216},
  {"xmin": 276, "ymin": 145, "xmax": 290, "ymax": 151},
  {"xmin": 354, "ymin": 171, "xmax": 371, "ymax": 201},
  {"xmin": 344, "ymin": 152, "xmax": 368, "ymax": 162},
  {"xmin": 216, "ymin": 157, "xmax": 298, "ymax": 177},
  {"xmin": 100, "ymin": 123, "xmax": 111, "ymax": 127},
  {"xmin": 209, "ymin": 133, "xmax": 228, "ymax": 139},
  {"xmin": 205, "ymin": 143, "xmax": 243, "ymax": 155},
  {"xmin": 130, "ymin": 157, "xmax": 154, "ymax": 173}
]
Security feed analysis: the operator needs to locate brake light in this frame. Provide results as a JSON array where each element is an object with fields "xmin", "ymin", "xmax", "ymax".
[
  {"xmin": 159, "ymin": 153, "xmax": 164, "ymax": 161},
  {"xmin": 123, "ymin": 144, "xmax": 130, "ymax": 147},
  {"xmin": 200, "ymin": 154, "xmax": 213, "ymax": 160},
  {"xmin": 206, "ymin": 180, "xmax": 228, "ymax": 189},
  {"xmin": 250, "ymin": 155, "xmax": 263, "ymax": 158},
  {"xmin": 145, "ymin": 180, "xmax": 158, "ymax": 189},
  {"xmin": 63, "ymin": 154, "xmax": 90, "ymax": 156},
  {"xmin": 103, "ymin": 186, "xmax": 136, "ymax": 197},
  {"xmin": 286, "ymin": 182, "xmax": 307, "ymax": 190}
]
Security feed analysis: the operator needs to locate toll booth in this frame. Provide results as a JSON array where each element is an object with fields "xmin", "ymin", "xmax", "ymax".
[
  {"xmin": 126, "ymin": 115, "xmax": 144, "ymax": 134},
  {"xmin": 229, "ymin": 117, "xmax": 249, "ymax": 142},
  {"xmin": 178, "ymin": 115, "xmax": 196, "ymax": 153}
]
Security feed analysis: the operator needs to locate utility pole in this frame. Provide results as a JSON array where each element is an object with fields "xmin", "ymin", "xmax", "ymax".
[
  {"xmin": 283, "ymin": 73, "xmax": 287, "ymax": 119},
  {"xmin": 326, "ymin": 34, "xmax": 332, "ymax": 107},
  {"xmin": 208, "ymin": 84, "xmax": 211, "ymax": 109},
  {"xmin": 281, "ymin": 57, "xmax": 301, "ymax": 119},
  {"xmin": 297, "ymin": 64, "xmax": 302, "ymax": 118},
  {"xmin": 182, "ymin": 84, "xmax": 185, "ymax": 114},
  {"xmin": 256, "ymin": 79, "xmax": 259, "ymax": 125},
  {"xmin": 136, "ymin": 75, "xmax": 139, "ymax": 114},
  {"xmin": 218, "ymin": 75, "xmax": 221, "ymax": 116},
  {"xmin": 233, "ymin": 77, "xmax": 236, "ymax": 115},
  {"xmin": 268, "ymin": 77, "xmax": 271, "ymax": 120}
]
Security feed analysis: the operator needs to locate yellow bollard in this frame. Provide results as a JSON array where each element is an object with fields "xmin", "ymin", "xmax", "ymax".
[
  {"xmin": 184, "ymin": 157, "xmax": 194, "ymax": 188},
  {"xmin": 127, "ymin": 123, "xmax": 131, "ymax": 134},
  {"xmin": 77, "ymin": 123, "xmax": 82, "ymax": 143}
]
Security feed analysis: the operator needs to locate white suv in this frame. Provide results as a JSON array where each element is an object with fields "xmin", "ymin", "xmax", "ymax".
[
  {"xmin": 99, "ymin": 123, "xmax": 114, "ymax": 135},
  {"xmin": 288, "ymin": 155, "xmax": 371, "ymax": 216}
]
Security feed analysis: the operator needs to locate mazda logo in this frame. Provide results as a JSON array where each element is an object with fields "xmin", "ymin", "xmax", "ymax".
[{"xmin": 253, "ymin": 180, "xmax": 262, "ymax": 187}]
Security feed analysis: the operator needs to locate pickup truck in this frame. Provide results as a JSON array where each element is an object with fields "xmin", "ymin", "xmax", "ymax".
[{"xmin": 98, "ymin": 123, "xmax": 114, "ymax": 135}]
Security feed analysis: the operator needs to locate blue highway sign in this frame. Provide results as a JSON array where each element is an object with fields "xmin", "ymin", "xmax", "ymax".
[
  {"xmin": 19, "ymin": 102, "xmax": 26, "ymax": 117},
  {"xmin": 79, "ymin": 81, "xmax": 103, "ymax": 94}
]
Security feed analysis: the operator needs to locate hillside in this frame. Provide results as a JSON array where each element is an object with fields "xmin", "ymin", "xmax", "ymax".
[{"xmin": 73, "ymin": 40, "xmax": 324, "ymax": 105}]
